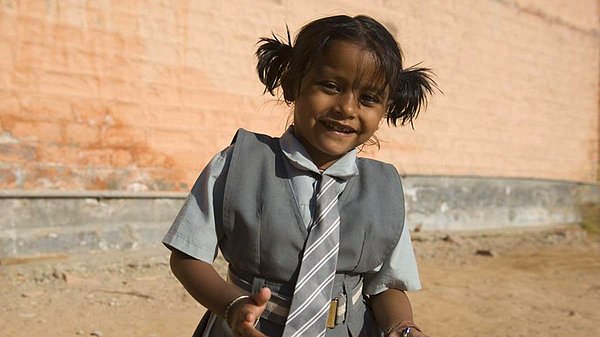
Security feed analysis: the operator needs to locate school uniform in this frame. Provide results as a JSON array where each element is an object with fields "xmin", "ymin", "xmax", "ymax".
[{"xmin": 163, "ymin": 127, "xmax": 421, "ymax": 337}]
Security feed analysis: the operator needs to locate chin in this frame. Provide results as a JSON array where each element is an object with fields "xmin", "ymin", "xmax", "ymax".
[{"xmin": 320, "ymin": 147, "xmax": 352, "ymax": 158}]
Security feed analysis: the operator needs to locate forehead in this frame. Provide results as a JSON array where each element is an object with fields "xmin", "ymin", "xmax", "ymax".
[{"xmin": 313, "ymin": 40, "xmax": 386, "ymax": 88}]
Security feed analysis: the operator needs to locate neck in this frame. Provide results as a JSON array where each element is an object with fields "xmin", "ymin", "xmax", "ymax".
[{"xmin": 291, "ymin": 126, "xmax": 346, "ymax": 171}]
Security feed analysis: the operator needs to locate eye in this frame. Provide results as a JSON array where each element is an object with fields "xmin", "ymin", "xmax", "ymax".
[
  {"xmin": 360, "ymin": 93, "xmax": 381, "ymax": 106},
  {"xmin": 318, "ymin": 81, "xmax": 340, "ymax": 93}
]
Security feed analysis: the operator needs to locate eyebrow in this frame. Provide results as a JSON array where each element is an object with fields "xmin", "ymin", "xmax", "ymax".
[{"xmin": 317, "ymin": 64, "xmax": 387, "ymax": 91}]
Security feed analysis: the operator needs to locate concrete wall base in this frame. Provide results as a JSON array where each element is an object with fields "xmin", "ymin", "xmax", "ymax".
[
  {"xmin": 1, "ymin": 176, "xmax": 598, "ymax": 257},
  {"xmin": 403, "ymin": 176, "xmax": 599, "ymax": 231}
]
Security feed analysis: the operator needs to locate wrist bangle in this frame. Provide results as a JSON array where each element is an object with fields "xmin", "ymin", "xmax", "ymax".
[
  {"xmin": 224, "ymin": 295, "xmax": 250, "ymax": 324},
  {"xmin": 384, "ymin": 320, "xmax": 421, "ymax": 336}
]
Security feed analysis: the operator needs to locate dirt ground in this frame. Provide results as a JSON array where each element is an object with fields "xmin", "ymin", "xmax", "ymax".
[{"xmin": 1, "ymin": 225, "xmax": 599, "ymax": 337}]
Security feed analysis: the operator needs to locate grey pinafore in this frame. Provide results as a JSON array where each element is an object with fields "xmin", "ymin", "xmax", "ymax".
[{"xmin": 193, "ymin": 129, "xmax": 406, "ymax": 337}]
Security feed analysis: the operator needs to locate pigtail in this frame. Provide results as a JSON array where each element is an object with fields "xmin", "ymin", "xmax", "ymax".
[
  {"xmin": 388, "ymin": 65, "xmax": 438, "ymax": 127},
  {"xmin": 256, "ymin": 26, "xmax": 293, "ymax": 97}
]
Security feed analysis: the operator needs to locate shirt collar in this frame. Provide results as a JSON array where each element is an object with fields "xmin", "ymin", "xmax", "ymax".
[{"xmin": 279, "ymin": 126, "xmax": 359, "ymax": 179}]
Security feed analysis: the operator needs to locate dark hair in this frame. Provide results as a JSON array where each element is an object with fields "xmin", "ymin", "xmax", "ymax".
[{"xmin": 256, "ymin": 15, "xmax": 437, "ymax": 127}]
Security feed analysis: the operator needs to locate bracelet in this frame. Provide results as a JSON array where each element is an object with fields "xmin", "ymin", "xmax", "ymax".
[
  {"xmin": 384, "ymin": 320, "xmax": 422, "ymax": 336},
  {"xmin": 224, "ymin": 295, "xmax": 250, "ymax": 324}
]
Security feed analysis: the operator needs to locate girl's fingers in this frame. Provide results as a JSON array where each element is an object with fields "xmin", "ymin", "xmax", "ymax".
[
  {"xmin": 233, "ymin": 322, "xmax": 254, "ymax": 337},
  {"xmin": 239, "ymin": 321, "xmax": 268, "ymax": 337},
  {"xmin": 251, "ymin": 287, "xmax": 272, "ymax": 307},
  {"xmin": 243, "ymin": 287, "xmax": 271, "ymax": 323},
  {"xmin": 231, "ymin": 288, "xmax": 272, "ymax": 337},
  {"xmin": 241, "ymin": 307, "xmax": 261, "ymax": 327},
  {"xmin": 235, "ymin": 319, "xmax": 270, "ymax": 337}
]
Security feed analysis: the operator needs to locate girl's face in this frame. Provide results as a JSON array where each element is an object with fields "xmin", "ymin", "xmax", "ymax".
[{"xmin": 292, "ymin": 40, "xmax": 389, "ymax": 170}]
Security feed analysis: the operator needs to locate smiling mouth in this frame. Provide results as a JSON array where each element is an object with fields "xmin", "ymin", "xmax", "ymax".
[{"xmin": 321, "ymin": 120, "xmax": 356, "ymax": 134}]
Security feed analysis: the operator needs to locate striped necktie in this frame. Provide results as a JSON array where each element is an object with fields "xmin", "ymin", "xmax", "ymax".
[{"xmin": 282, "ymin": 174, "xmax": 340, "ymax": 337}]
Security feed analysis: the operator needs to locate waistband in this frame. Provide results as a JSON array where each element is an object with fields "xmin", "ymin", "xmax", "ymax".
[{"xmin": 227, "ymin": 267, "xmax": 363, "ymax": 327}]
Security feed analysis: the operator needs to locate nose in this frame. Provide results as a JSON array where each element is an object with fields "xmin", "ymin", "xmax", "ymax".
[{"xmin": 336, "ymin": 91, "xmax": 358, "ymax": 118}]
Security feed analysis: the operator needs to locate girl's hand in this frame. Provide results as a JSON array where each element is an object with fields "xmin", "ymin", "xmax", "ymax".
[{"xmin": 226, "ymin": 287, "xmax": 271, "ymax": 337}]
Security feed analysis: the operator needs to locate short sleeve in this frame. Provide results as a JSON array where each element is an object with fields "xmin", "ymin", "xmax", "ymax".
[
  {"xmin": 362, "ymin": 224, "xmax": 422, "ymax": 295},
  {"xmin": 162, "ymin": 146, "xmax": 233, "ymax": 263}
]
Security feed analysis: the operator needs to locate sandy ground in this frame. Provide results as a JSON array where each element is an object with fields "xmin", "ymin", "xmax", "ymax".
[{"xmin": 1, "ymin": 225, "xmax": 599, "ymax": 337}]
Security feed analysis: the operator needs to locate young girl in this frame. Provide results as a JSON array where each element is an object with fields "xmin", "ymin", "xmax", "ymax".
[{"xmin": 163, "ymin": 15, "xmax": 436, "ymax": 337}]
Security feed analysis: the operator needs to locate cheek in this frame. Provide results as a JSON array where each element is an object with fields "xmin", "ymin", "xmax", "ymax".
[
  {"xmin": 295, "ymin": 101, "xmax": 321, "ymax": 121},
  {"xmin": 365, "ymin": 113, "xmax": 385, "ymax": 130},
  {"xmin": 292, "ymin": 107, "xmax": 313, "ymax": 128}
]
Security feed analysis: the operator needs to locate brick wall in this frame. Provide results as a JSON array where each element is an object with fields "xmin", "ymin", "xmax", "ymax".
[{"xmin": 0, "ymin": 0, "xmax": 598, "ymax": 191}]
